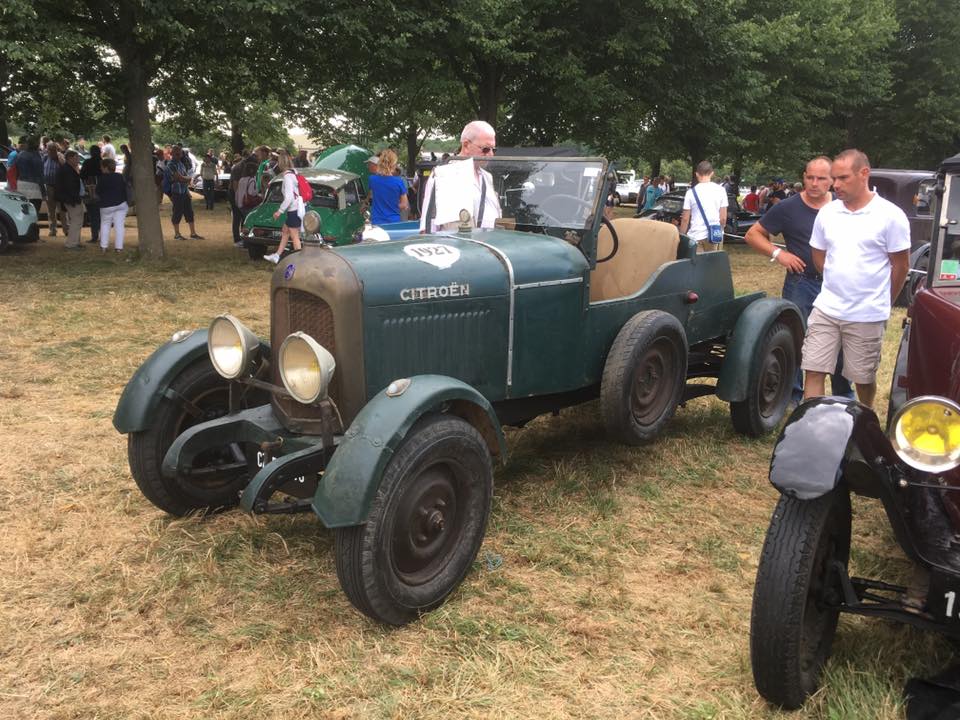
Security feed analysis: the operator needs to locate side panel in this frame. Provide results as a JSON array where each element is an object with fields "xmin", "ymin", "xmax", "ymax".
[
  {"xmin": 907, "ymin": 288, "xmax": 960, "ymax": 403},
  {"xmin": 715, "ymin": 298, "xmax": 803, "ymax": 402},
  {"xmin": 363, "ymin": 298, "xmax": 510, "ymax": 400},
  {"xmin": 114, "ymin": 329, "xmax": 209, "ymax": 433},
  {"xmin": 312, "ymin": 375, "xmax": 506, "ymax": 528},
  {"xmin": 510, "ymin": 281, "xmax": 587, "ymax": 396}
]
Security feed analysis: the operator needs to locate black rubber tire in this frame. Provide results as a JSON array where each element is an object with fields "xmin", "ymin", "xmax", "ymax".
[
  {"xmin": 751, "ymin": 489, "xmax": 851, "ymax": 709},
  {"xmin": 730, "ymin": 321, "xmax": 796, "ymax": 437},
  {"xmin": 128, "ymin": 359, "xmax": 250, "ymax": 516},
  {"xmin": 0, "ymin": 218, "xmax": 11, "ymax": 252},
  {"xmin": 334, "ymin": 414, "xmax": 493, "ymax": 626},
  {"xmin": 246, "ymin": 242, "xmax": 266, "ymax": 260},
  {"xmin": 600, "ymin": 310, "xmax": 688, "ymax": 445}
]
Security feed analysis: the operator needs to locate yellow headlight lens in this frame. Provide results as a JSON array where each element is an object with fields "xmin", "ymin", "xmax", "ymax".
[
  {"xmin": 890, "ymin": 396, "xmax": 960, "ymax": 472},
  {"xmin": 278, "ymin": 332, "xmax": 336, "ymax": 404},
  {"xmin": 208, "ymin": 315, "xmax": 259, "ymax": 379}
]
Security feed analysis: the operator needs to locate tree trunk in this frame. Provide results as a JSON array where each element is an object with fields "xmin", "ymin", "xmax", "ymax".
[
  {"xmin": 405, "ymin": 124, "xmax": 419, "ymax": 176},
  {"xmin": 231, "ymin": 122, "xmax": 244, "ymax": 155},
  {"xmin": 477, "ymin": 63, "xmax": 499, "ymax": 126},
  {"xmin": 122, "ymin": 55, "xmax": 165, "ymax": 260},
  {"xmin": 651, "ymin": 158, "xmax": 662, "ymax": 178}
]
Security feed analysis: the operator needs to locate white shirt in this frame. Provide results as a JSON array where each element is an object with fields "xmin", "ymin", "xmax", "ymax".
[
  {"xmin": 418, "ymin": 166, "xmax": 501, "ymax": 233},
  {"xmin": 278, "ymin": 170, "xmax": 304, "ymax": 216},
  {"xmin": 810, "ymin": 194, "xmax": 911, "ymax": 322},
  {"xmin": 682, "ymin": 182, "xmax": 728, "ymax": 241},
  {"xmin": 101, "ymin": 143, "xmax": 116, "ymax": 160}
]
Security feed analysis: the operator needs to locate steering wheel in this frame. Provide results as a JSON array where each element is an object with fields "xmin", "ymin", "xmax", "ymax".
[
  {"xmin": 596, "ymin": 216, "xmax": 619, "ymax": 263},
  {"xmin": 536, "ymin": 194, "xmax": 595, "ymax": 227}
]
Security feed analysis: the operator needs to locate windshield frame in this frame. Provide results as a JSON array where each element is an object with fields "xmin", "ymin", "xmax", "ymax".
[
  {"xmin": 469, "ymin": 155, "xmax": 610, "ymax": 265},
  {"xmin": 931, "ymin": 172, "xmax": 960, "ymax": 289}
]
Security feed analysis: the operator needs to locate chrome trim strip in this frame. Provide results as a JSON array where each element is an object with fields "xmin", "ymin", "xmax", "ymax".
[
  {"xmin": 459, "ymin": 236, "xmax": 516, "ymax": 390},
  {"xmin": 514, "ymin": 277, "xmax": 583, "ymax": 290}
]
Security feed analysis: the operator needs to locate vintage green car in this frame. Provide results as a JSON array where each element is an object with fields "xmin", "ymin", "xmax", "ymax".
[
  {"xmin": 113, "ymin": 155, "xmax": 803, "ymax": 625},
  {"xmin": 241, "ymin": 168, "xmax": 367, "ymax": 259}
]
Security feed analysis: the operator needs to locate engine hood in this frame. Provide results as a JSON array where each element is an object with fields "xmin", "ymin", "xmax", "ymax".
[{"xmin": 331, "ymin": 229, "xmax": 589, "ymax": 307}]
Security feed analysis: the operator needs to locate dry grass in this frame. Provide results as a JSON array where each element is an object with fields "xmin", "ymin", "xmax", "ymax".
[{"xmin": 0, "ymin": 206, "xmax": 950, "ymax": 719}]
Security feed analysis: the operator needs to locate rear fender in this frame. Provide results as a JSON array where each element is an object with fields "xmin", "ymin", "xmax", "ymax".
[
  {"xmin": 716, "ymin": 298, "xmax": 804, "ymax": 402},
  {"xmin": 112, "ymin": 328, "xmax": 269, "ymax": 433},
  {"xmin": 311, "ymin": 374, "xmax": 505, "ymax": 528}
]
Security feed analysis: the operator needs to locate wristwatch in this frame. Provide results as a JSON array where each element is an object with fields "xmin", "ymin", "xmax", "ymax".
[{"xmin": 770, "ymin": 248, "xmax": 782, "ymax": 262}]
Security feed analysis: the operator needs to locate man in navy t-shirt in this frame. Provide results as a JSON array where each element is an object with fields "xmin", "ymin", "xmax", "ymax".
[{"xmin": 744, "ymin": 156, "xmax": 853, "ymax": 402}]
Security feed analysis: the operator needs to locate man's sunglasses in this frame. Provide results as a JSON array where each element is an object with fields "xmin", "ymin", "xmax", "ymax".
[{"xmin": 466, "ymin": 138, "xmax": 496, "ymax": 155}]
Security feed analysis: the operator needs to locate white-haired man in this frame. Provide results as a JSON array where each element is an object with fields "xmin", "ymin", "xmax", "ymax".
[{"xmin": 419, "ymin": 120, "xmax": 501, "ymax": 233}]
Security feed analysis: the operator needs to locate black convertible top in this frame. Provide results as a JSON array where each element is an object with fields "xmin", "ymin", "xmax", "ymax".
[
  {"xmin": 941, "ymin": 153, "xmax": 960, "ymax": 174},
  {"xmin": 493, "ymin": 146, "xmax": 589, "ymax": 158}
]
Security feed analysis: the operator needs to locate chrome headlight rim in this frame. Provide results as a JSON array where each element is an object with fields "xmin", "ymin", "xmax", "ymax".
[
  {"xmin": 889, "ymin": 395, "xmax": 960, "ymax": 473},
  {"xmin": 278, "ymin": 331, "xmax": 336, "ymax": 405},
  {"xmin": 303, "ymin": 210, "xmax": 322, "ymax": 234},
  {"xmin": 207, "ymin": 314, "xmax": 259, "ymax": 380}
]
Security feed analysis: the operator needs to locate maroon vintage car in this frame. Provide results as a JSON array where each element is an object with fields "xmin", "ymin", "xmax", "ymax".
[{"xmin": 748, "ymin": 153, "xmax": 960, "ymax": 709}]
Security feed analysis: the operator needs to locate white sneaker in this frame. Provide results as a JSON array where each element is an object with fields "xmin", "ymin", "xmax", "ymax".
[{"xmin": 263, "ymin": 253, "xmax": 281, "ymax": 264}]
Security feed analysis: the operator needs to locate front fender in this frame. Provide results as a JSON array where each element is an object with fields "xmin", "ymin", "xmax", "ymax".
[
  {"xmin": 716, "ymin": 297, "xmax": 804, "ymax": 402},
  {"xmin": 311, "ymin": 374, "xmax": 506, "ymax": 528},
  {"xmin": 769, "ymin": 397, "xmax": 887, "ymax": 499},
  {"xmin": 113, "ymin": 329, "xmax": 210, "ymax": 433},
  {"xmin": 112, "ymin": 328, "xmax": 269, "ymax": 434}
]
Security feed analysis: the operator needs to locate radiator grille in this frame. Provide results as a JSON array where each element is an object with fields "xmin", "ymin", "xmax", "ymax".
[{"xmin": 271, "ymin": 288, "xmax": 337, "ymax": 421}]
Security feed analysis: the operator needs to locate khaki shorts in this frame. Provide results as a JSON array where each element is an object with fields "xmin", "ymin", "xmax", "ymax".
[
  {"xmin": 801, "ymin": 307, "xmax": 886, "ymax": 385},
  {"xmin": 697, "ymin": 239, "xmax": 723, "ymax": 253}
]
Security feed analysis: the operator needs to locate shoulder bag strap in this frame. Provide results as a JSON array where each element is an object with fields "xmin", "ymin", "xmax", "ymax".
[
  {"xmin": 692, "ymin": 186, "xmax": 710, "ymax": 229},
  {"xmin": 477, "ymin": 174, "xmax": 487, "ymax": 226}
]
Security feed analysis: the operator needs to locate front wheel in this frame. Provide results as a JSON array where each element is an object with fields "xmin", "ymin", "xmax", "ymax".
[
  {"xmin": 334, "ymin": 414, "xmax": 493, "ymax": 625},
  {"xmin": 128, "ymin": 359, "xmax": 251, "ymax": 516},
  {"xmin": 246, "ymin": 242, "xmax": 266, "ymax": 260},
  {"xmin": 751, "ymin": 489, "xmax": 851, "ymax": 709},
  {"xmin": 730, "ymin": 321, "xmax": 796, "ymax": 437}
]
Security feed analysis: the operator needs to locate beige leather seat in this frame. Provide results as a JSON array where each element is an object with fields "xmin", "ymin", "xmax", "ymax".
[{"xmin": 589, "ymin": 219, "xmax": 681, "ymax": 302}]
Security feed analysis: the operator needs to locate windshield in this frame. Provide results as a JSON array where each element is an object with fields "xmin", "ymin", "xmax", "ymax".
[
  {"xmin": 934, "ymin": 173, "xmax": 960, "ymax": 287},
  {"xmin": 482, "ymin": 157, "xmax": 607, "ymax": 235},
  {"xmin": 266, "ymin": 181, "xmax": 338, "ymax": 209},
  {"xmin": 616, "ymin": 171, "xmax": 635, "ymax": 184}
]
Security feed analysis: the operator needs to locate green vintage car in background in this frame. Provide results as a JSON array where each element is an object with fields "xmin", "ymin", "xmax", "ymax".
[
  {"xmin": 114, "ymin": 154, "xmax": 803, "ymax": 625},
  {"xmin": 241, "ymin": 167, "xmax": 367, "ymax": 259}
]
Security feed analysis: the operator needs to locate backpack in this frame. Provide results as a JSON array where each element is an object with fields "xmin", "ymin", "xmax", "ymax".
[
  {"xmin": 294, "ymin": 171, "xmax": 313, "ymax": 203},
  {"xmin": 240, "ymin": 177, "xmax": 260, "ymax": 208}
]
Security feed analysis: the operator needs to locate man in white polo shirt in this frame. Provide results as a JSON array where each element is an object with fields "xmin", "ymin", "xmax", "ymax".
[{"xmin": 801, "ymin": 149, "xmax": 911, "ymax": 407}]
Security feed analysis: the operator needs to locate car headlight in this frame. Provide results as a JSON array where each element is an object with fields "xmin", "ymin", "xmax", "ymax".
[
  {"xmin": 208, "ymin": 314, "xmax": 260, "ymax": 379},
  {"xmin": 279, "ymin": 332, "xmax": 336, "ymax": 404},
  {"xmin": 889, "ymin": 396, "xmax": 960, "ymax": 472}
]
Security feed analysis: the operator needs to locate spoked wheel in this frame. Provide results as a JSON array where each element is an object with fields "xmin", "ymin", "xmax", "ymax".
[
  {"xmin": 334, "ymin": 414, "xmax": 493, "ymax": 625},
  {"xmin": 128, "ymin": 359, "xmax": 256, "ymax": 516},
  {"xmin": 601, "ymin": 310, "xmax": 688, "ymax": 445},
  {"xmin": 730, "ymin": 321, "xmax": 796, "ymax": 437},
  {"xmin": 751, "ymin": 489, "xmax": 851, "ymax": 709}
]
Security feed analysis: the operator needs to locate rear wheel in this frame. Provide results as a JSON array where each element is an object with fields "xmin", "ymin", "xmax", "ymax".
[
  {"xmin": 730, "ymin": 321, "xmax": 796, "ymax": 437},
  {"xmin": 334, "ymin": 414, "xmax": 493, "ymax": 625},
  {"xmin": 601, "ymin": 310, "xmax": 688, "ymax": 445},
  {"xmin": 751, "ymin": 489, "xmax": 851, "ymax": 709},
  {"xmin": 128, "ymin": 359, "xmax": 251, "ymax": 516}
]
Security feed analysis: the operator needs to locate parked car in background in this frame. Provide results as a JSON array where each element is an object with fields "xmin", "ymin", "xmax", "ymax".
[
  {"xmin": 613, "ymin": 169, "xmax": 642, "ymax": 204},
  {"xmin": 241, "ymin": 168, "xmax": 367, "ymax": 259},
  {"xmin": 0, "ymin": 188, "xmax": 39, "ymax": 252},
  {"xmin": 636, "ymin": 188, "xmax": 759, "ymax": 241},
  {"xmin": 750, "ymin": 153, "xmax": 960, "ymax": 711}
]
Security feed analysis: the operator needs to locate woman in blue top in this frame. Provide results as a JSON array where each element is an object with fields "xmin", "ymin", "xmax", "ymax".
[{"xmin": 368, "ymin": 149, "xmax": 408, "ymax": 225}]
